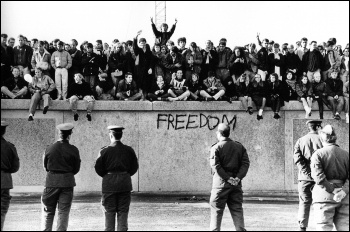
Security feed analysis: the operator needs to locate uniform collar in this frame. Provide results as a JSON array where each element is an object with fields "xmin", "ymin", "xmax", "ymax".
[
  {"xmin": 308, "ymin": 131, "xmax": 319, "ymax": 135},
  {"xmin": 322, "ymin": 142, "xmax": 339, "ymax": 147},
  {"xmin": 58, "ymin": 139, "xmax": 69, "ymax": 143},
  {"xmin": 219, "ymin": 137, "xmax": 232, "ymax": 142}
]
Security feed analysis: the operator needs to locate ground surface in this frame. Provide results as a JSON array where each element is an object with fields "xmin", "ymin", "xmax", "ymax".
[{"xmin": 3, "ymin": 194, "xmax": 316, "ymax": 231}]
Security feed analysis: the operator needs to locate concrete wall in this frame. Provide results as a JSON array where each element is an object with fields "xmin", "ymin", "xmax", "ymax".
[{"xmin": 1, "ymin": 99, "xmax": 349, "ymax": 195}]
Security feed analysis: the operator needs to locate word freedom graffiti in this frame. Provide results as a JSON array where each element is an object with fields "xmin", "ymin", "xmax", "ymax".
[{"xmin": 157, "ymin": 114, "xmax": 237, "ymax": 131}]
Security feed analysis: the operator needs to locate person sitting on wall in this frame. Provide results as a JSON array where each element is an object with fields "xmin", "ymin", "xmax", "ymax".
[
  {"xmin": 168, "ymin": 69, "xmax": 190, "ymax": 101},
  {"xmin": 116, "ymin": 72, "xmax": 142, "ymax": 101},
  {"xmin": 67, "ymin": 73, "xmax": 95, "ymax": 121},
  {"xmin": 266, "ymin": 73, "xmax": 285, "ymax": 119},
  {"xmin": 326, "ymin": 70, "xmax": 344, "ymax": 120},
  {"xmin": 312, "ymin": 72, "xmax": 331, "ymax": 120},
  {"xmin": 187, "ymin": 72, "xmax": 203, "ymax": 101},
  {"xmin": 236, "ymin": 72, "xmax": 253, "ymax": 113},
  {"xmin": 147, "ymin": 75, "xmax": 170, "ymax": 101},
  {"xmin": 296, "ymin": 74, "xmax": 314, "ymax": 119},
  {"xmin": 344, "ymin": 79, "xmax": 349, "ymax": 123},
  {"xmin": 248, "ymin": 73, "xmax": 267, "ymax": 120},
  {"xmin": 1, "ymin": 66, "xmax": 28, "ymax": 99},
  {"xmin": 95, "ymin": 72, "xmax": 116, "ymax": 100},
  {"xmin": 200, "ymin": 71, "xmax": 226, "ymax": 101},
  {"xmin": 162, "ymin": 45, "xmax": 184, "ymax": 85},
  {"xmin": 28, "ymin": 67, "xmax": 56, "ymax": 121}
]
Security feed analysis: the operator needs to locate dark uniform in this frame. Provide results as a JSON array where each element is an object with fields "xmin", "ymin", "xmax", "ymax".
[
  {"xmin": 41, "ymin": 123, "xmax": 81, "ymax": 231},
  {"xmin": 1, "ymin": 121, "xmax": 20, "ymax": 231},
  {"xmin": 293, "ymin": 120, "xmax": 323, "ymax": 230},
  {"xmin": 311, "ymin": 125, "xmax": 349, "ymax": 231},
  {"xmin": 209, "ymin": 124, "xmax": 250, "ymax": 231},
  {"xmin": 94, "ymin": 125, "xmax": 139, "ymax": 231}
]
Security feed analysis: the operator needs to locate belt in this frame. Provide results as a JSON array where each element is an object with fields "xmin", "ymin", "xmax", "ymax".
[
  {"xmin": 56, "ymin": 66, "xmax": 64, "ymax": 69},
  {"xmin": 107, "ymin": 171, "xmax": 128, "ymax": 175},
  {"xmin": 328, "ymin": 179, "xmax": 345, "ymax": 184}
]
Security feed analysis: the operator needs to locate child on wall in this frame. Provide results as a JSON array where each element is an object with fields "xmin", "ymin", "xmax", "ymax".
[
  {"xmin": 296, "ymin": 74, "xmax": 314, "ymax": 119},
  {"xmin": 67, "ymin": 73, "xmax": 95, "ymax": 121}
]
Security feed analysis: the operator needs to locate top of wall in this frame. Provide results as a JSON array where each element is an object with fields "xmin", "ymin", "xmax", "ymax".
[{"xmin": 1, "ymin": 99, "xmax": 323, "ymax": 111}]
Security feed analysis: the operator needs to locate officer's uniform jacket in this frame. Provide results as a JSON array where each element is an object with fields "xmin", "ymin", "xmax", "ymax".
[
  {"xmin": 210, "ymin": 138, "xmax": 250, "ymax": 189},
  {"xmin": 311, "ymin": 143, "xmax": 349, "ymax": 203},
  {"xmin": 1, "ymin": 137, "xmax": 20, "ymax": 189},
  {"xmin": 95, "ymin": 141, "xmax": 139, "ymax": 193},
  {"xmin": 43, "ymin": 140, "xmax": 81, "ymax": 187},
  {"xmin": 294, "ymin": 131, "xmax": 323, "ymax": 181}
]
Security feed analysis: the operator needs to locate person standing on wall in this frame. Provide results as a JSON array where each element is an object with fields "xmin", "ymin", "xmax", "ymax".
[
  {"xmin": 41, "ymin": 123, "xmax": 81, "ymax": 231},
  {"xmin": 311, "ymin": 125, "xmax": 349, "ymax": 231},
  {"xmin": 209, "ymin": 123, "xmax": 250, "ymax": 231},
  {"xmin": 1, "ymin": 121, "xmax": 20, "ymax": 231},
  {"xmin": 293, "ymin": 120, "xmax": 323, "ymax": 231},
  {"xmin": 94, "ymin": 126, "xmax": 139, "ymax": 231}
]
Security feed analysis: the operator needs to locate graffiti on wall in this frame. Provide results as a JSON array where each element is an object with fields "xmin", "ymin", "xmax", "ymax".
[{"xmin": 157, "ymin": 113, "xmax": 237, "ymax": 131}]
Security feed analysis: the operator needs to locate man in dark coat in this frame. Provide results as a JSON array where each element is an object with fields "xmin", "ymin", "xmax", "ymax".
[
  {"xmin": 209, "ymin": 123, "xmax": 250, "ymax": 231},
  {"xmin": 294, "ymin": 120, "xmax": 323, "ymax": 231},
  {"xmin": 150, "ymin": 17, "xmax": 177, "ymax": 46},
  {"xmin": 1, "ymin": 121, "xmax": 20, "ymax": 231},
  {"xmin": 133, "ymin": 31, "xmax": 154, "ymax": 100},
  {"xmin": 41, "ymin": 123, "xmax": 81, "ymax": 231},
  {"xmin": 95, "ymin": 125, "xmax": 139, "ymax": 231}
]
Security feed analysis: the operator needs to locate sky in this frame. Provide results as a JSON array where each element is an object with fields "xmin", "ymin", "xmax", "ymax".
[{"xmin": 1, "ymin": 1, "xmax": 349, "ymax": 49}]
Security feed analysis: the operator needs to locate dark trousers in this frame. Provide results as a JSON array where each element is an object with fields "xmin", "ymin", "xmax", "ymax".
[
  {"xmin": 269, "ymin": 97, "xmax": 281, "ymax": 112},
  {"xmin": 209, "ymin": 187, "xmax": 245, "ymax": 231},
  {"xmin": 41, "ymin": 187, "xmax": 74, "ymax": 231},
  {"xmin": 327, "ymin": 96, "xmax": 345, "ymax": 115},
  {"xmin": 1, "ymin": 189, "xmax": 11, "ymax": 231},
  {"xmin": 102, "ymin": 191, "xmax": 131, "ymax": 231},
  {"xmin": 298, "ymin": 181, "xmax": 314, "ymax": 228},
  {"xmin": 315, "ymin": 96, "xmax": 331, "ymax": 119},
  {"xmin": 147, "ymin": 93, "xmax": 170, "ymax": 101}
]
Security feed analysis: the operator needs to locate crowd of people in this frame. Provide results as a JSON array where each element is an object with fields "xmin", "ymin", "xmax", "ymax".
[{"xmin": 1, "ymin": 19, "xmax": 349, "ymax": 123}]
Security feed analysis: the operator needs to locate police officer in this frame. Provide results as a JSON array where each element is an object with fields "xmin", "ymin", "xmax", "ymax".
[
  {"xmin": 311, "ymin": 125, "xmax": 349, "ymax": 231},
  {"xmin": 293, "ymin": 120, "xmax": 323, "ymax": 231},
  {"xmin": 1, "ymin": 121, "xmax": 20, "ymax": 231},
  {"xmin": 41, "ymin": 123, "xmax": 81, "ymax": 231},
  {"xmin": 209, "ymin": 123, "xmax": 250, "ymax": 231},
  {"xmin": 94, "ymin": 125, "xmax": 139, "ymax": 231}
]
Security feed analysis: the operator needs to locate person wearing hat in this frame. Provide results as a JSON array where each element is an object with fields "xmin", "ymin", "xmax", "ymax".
[
  {"xmin": 41, "ymin": 123, "xmax": 81, "ymax": 231},
  {"xmin": 1, "ymin": 121, "xmax": 20, "ymax": 231},
  {"xmin": 293, "ymin": 120, "xmax": 323, "ymax": 231},
  {"xmin": 311, "ymin": 125, "xmax": 349, "ymax": 231},
  {"xmin": 150, "ymin": 17, "xmax": 177, "ymax": 46},
  {"xmin": 94, "ymin": 125, "xmax": 139, "ymax": 231},
  {"xmin": 209, "ymin": 123, "xmax": 250, "ymax": 231}
]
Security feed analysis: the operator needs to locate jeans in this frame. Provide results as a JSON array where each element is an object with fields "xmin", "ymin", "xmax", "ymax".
[
  {"xmin": 55, "ymin": 68, "xmax": 69, "ymax": 99},
  {"xmin": 307, "ymin": 71, "xmax": 317, "ymax": 83},
  {"xmin": 85, "ymin": 75, "xmax": 96, "ymax": 92},
  {"xmin": 327, "ymin": 96, "xmax": 345, "ymax": 115},
  {"xmin": 102, "ymin": 191, "xmax": 131, "ymax": 231},
  {"xmin": 147, "ymin": 93, "xmax": 170, "ymax": 101},
  {"xmin": 313, "ymin": 201, "xmax": 349, "ymax": 231},
  {"xmin": 69, "ymin": 95, "xmax": 95, "ymax": 114},
  {"xmin": 29, "ymin": 92, "xmax": 50, "ymax": 115},
  {"xmin": 41, "ymin": 187, "xmax": 74, "ymax": 231},
  {"xmin": 210, "ymin": 187, "xmax": 245, "ymax": 231},
  {"xmin": 116, "ymin": 92, "xmax": 142, "ymax": 101},
  {"xmin": 298, "ymin": 181, "xmax": 314, "ymax": 228},
  {"xmin": 1, "ymin": 189, "xmax": 11, "ymax": 231},
  {"xmin": 257, "ymin": 69, "xmax": 267, "ymax": 81},
  {"xmin": 269, "ymin": 96, "xmax": 281, "ymax": 112},
  {"xmin": 1, "ymin": 86, "xmax": 28, "ymax": 99}
]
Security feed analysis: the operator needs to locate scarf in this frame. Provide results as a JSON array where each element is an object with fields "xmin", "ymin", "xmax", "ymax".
[{"xmin": 286, "ymin": 79, "xmax": 296, "ymax": 91}]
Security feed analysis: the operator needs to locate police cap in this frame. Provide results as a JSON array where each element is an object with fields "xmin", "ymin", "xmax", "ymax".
[
  {"xmin": 56, "ymin": 123, "xmax": 74, "ymax": 132},
  {"xmin": 107, "ymin": 125, "xmax": 125, "ymax": 133},
  {"xmin": 1, "ymin": 121, "xmax": 9, "ymax": 127},
  {"xmin": 306, "ymin": 120, "xmax": 322, "ymax": 126}
]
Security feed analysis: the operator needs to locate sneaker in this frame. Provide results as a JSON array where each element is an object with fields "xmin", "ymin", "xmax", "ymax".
[
  {"xmin": 273, "ymin": 113, "xmax": 278, "ymax": 119},
  {"xmin": 86, "ymin": 114, "xmax": 92, "ymax": 121},
  {"xmin": 257, "ymin": 115, "xmax": 263, "ymax": 121},
  {"xmin": 74, "ymin": 114, "xmax": 79, "ymax": 121},
  {"xmin": 248, "ymin": 107, "xmax": 253, "ymax": 115},
  {"xmin": 335, "ymin": 114, "xmax": 341, "ymax": 120},
  {"xmin": 43, "ymin": 106, "xmax": 49, "ymax": 114},
  {"xmin": 28, "ymin": 115, "xmax": 34, "ymax": 121},
  {"xmin": 275, "ymin": 113, "xmax": 281, "ymax": 119}
]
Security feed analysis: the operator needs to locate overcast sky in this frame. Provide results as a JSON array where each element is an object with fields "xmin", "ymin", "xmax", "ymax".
[{"xmin": 1, "ymin": 1, "xmax": 349, "ymax": 49}]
